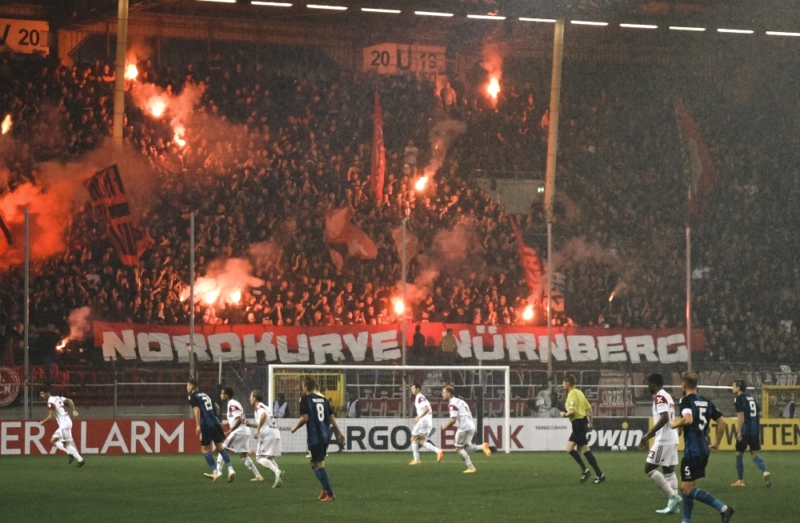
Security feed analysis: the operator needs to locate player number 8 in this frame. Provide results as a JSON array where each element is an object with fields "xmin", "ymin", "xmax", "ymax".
[{"xmin": 316, "ymin": 403, "xmax": 325, "ymax": 421}]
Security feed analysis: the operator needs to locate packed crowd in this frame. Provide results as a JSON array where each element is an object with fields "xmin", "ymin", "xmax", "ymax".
[{"xmin": 0, "ymin": 43, "xmax": 798, "ymax": 365}]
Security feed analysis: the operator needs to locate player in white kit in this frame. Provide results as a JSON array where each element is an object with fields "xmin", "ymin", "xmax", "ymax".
[
  {"xmin": 210, "ymin": 387, "xmax": 263, "ymax": 482},
  {"xmin": 246, "ymin": 389, "xmax": 284, "ymax": 488},
  {"xmin": 441, "ymin": 386, "xmax": 490, "ymax": 473},
  {"xmin": 637, "ymin": 373, "xmax": 682, "ymax": 514},
  {"xmin": 39, "ymin": 385, "xmax": 85, "ymax": 466},
  {"xmin": 408, "ymin": 383, "xmax": 443, "ymax": 465}
]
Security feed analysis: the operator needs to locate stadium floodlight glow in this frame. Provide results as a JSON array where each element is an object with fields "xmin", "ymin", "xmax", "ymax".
[
  {"xmin": 519, "ymin": 17, "xmax": 556, "ymax": 23},
  {"xmin": 414, "ymin": 11, "xmax": 454, "ymax": 17},
  {"xmin": 307, "ymin": 3, "xmax": 347, "ymax": 10},
  {"xmin": 467, "ymin": 14, "xmax": 507, "ymax": 21},
  {"xmin": 766, "ymin": 31, "xmax": 800, "ymax": 37},
  {"xmin": 570, "ymin": 20, "xmax": 608, "ymax": 26},
  {"xmin": 251, "ymin": 1, "xmax": 292, "ymax": 6},
  {"xmin": 361, "ymin": 7, "xmax": 401, "ymax": 14},
  {"xmin": 197, "ymin": 0, "xmax": 236, "ymax": 3},
  {"xmin": 620, "ymin": 23, "xmax": 657, "ymax": 29},
  {"xmin": 669, "ymin": 26, "xmax": 706, "ymax": 32},
  {"xmin": 717, "ymin": 28, "xmax": 754, "ymax": 34}
]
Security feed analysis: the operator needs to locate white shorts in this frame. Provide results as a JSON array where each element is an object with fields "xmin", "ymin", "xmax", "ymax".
[
  {"xmin": 646, "ymin": 443, "xmax": 678, "ymax": 467},
  {"xmin": 223, "ymin": 429, "xmax": 251, "ymax": 454},
  {"xmin": 455, "ymin": 428, "xmax": 475, "ymax": 448},
  {"xmin": 412, "ymin": 418, "xmax": 432, "ymax": 438},
  {"xmin": 54, "ymin": 423, "xmax": 73, "ymax": 443},
  {"xmin": 256, "ymin": 436, "xmax": 281, "ymax": 458}
]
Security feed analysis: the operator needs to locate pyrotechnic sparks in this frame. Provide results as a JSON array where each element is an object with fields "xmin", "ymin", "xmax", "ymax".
[
  {"xmin": 56, "ymin": 338, "xmax": 69, "ymax": 352},
  {"xmin": 148, "ymin": 97, "xmax": 167, "ymax": 117},
  {"xmin": 414, "ymin": 176, "xmax": 429, "ymax": 191},
  {"xmin": 125, "ymin": 63, "xmax": 138, "ymax": 81},
  {"xmin": 173, "ymin": 124, "xmax": 186, "ymax": 147},
  {"xmin": 229, "ymin": 289, "xmax": 242, "ymax": 304},
  {"xmin": 487, "ymin": 77, "xmax": 500, "ymax": 101},
  {"xmin": 608, "ymin": 292, "xmax": 615, "ymax": 302},
  {"xmin": 393, "ymin": 298, "xmax": 405, "ymax": 315},
  {"xmin": 1, "ymin": 114, "xmax": 11, "ymax": 134},
  {"xmin": 522, "ymin": 305, "xmax": 534, "ymax": 321},
  {"xmin": 204, "ymin": 289, "xmax": 220, "ymax": 305}
]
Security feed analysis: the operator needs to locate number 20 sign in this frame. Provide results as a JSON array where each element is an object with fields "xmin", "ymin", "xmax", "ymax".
[
  {"xmin": 0, "ymin": 19, "xmax": 50, "ymax": 56},
  {"xmin": 363, "ymin": 43, "xmax": 445, "ymax": 75}
]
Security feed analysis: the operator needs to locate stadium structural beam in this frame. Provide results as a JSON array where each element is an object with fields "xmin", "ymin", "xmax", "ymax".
[{"xmin": 112, "ymin": 0, "xmax": 129, "ymax": 143}]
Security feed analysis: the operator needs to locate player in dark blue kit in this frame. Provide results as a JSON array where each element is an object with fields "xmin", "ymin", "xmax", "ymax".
[
  {"xmin": 187, "ymin": 379, "xmax": 235, "ymax": 483},
  {"xmin": 670, "ymin": 372, "xmax": 734, "ymax": 523},
  {"xmin": 290, "ymin": 377, "xmax": 346, "ymax": 501},
  {"xmin": 731, "ymin": 379, "xmax": 771, "ymax": 487}
]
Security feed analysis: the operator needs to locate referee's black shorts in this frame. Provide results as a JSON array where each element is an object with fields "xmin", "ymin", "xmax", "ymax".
[{"xmin": 569, "ymin": 418, "xmax": 590, "ymax": 447}]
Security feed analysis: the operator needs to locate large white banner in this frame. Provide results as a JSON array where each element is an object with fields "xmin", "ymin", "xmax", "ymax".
[{"xmin": 0, "ymin": 19, "xmax": 49, "ymax": 55}]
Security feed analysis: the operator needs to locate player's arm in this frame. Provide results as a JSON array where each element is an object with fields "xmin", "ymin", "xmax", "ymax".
[
  {"xmin": 710, "ymin": 407, "xmax": 725, "ymax": 451},
  {"xmin": 290, "ymin": 413, "xmax": 308, "ymax": 433},
  {"xmin": 442, "ymin": 405, "xmax": 458, "ymax": 430},
  {"xmin": 736, "ymin": 412, "xmax": 744, "ymax": 441},
  {"xmin": 329, "ymin": 413, "xmax": 346, "ymax": 445},
  {"xmin": 585, "ymin": 404, "xmax": 593, "ymax": 429},
  {"xmin": 253, "ymin": 411, "xmax": 266, "ymax": 436},
  {"xmin": 64, "ymin": 398, "xmax": 79, "ymax": 417},
  {"xmin": 193, "ymin": 406, "xmax": 202, "ymax": 436},
  {"xmin": 414, "ymin": 405, "xmax": 430, "ymax": 423},
  {"xmin": 670, "ymin": 409, "xmax": 692, "ymax": 429},
  {"xmin": 639, "ymin": 411, "xmax": 669, "ymax": 450},
  {"xmin": 40, "ymin": 409, "xmax": 55, "ymax": 425}
]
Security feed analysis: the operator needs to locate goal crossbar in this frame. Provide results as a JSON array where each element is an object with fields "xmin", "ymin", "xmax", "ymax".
[{"xmin": 269, "ymin": 364, "xmax": 512, "ymax": 453}]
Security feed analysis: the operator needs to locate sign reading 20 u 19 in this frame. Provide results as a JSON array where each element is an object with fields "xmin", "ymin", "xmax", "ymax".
[{"xmin": 363, "ymin": 43, "xmax": 445, "ymax": 75}]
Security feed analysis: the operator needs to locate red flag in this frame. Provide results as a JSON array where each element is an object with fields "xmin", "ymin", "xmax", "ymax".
[
  {"xmin": 85, "ymin": 165, "xmax": 153, "ymax": 267},
  {"xmin": 324, "ymin": 207, "xmax": 378, "ymax": 261},
  {"xmin": 0, "ymin": 209, "xmax": 12, "ymax": 255},
  {"xmin": 509, "ymin": 216, "xmax": 542, "ymax": 299},
  {"xmin": 370, "ymin": 91, "xmax": 385, "ymax": 203},
  {"xmin": 674, "ymin": 96, "xmax": 718, "ymax": 218}
]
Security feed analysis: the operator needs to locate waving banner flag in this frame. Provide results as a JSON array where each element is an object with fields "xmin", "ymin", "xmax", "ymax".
[
  {"xmin": 370, "ymin": 91, "xmax": 386, "ymax": 203},
  {"xmin": 0, "ymin": 209, "xmax": 12, "ymax": 255},
  {"xmin": 674, "ymin": 96, "xmax": 718, "ymax": 219},
  {"xmin": 324, "ymin": 206, "xmax": 378, "ymax": 268},
  {"xmin": 509, "ymin": 216, "xmax": 543, "ymax": 300},
  {"xmin": 85, "ymin": 165, "xmax": 152, "ymax": 267}
]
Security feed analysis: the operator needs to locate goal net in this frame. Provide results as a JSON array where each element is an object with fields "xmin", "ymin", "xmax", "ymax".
[{"xmin": 269, "ymin": 364, "xmax": 511, "ymax": 454}]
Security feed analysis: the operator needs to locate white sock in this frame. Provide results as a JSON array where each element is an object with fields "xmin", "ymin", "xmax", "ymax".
[
  {"xmin": 242, "ymin": 456, "xmax": 261, "ymax": 478},
  {"xmin": 216, "ymin": 453, "xmax": 224, "ymax": 474},
  {"xmin": 465, "ymin": 443, "xmax": 480, "ymax": 453},
  {"xmin": 55, "ymin": 441, "xmax": 67, "ymax": 453},
  {"xmin": 424, "ymin": 441, "xmax": 440, "ymax": 453},
  {"xmin": 665, "ymin": 472, "xmax": 678, "ymax": 494},
  {"xmin": 411, "ymin": 441, "xmax": 420, "ymax": 461},
  {"xmin": 67, "ymin": 444, "xmax": 83, "ymax": 462},
  {"xmin": 648, "ymin": 469, "xmax": 676, "ymax": 498},
  {"xmin": 458, "ymin": 448, "xmax": 474, "ymax": 468},
  {"xmin": 257, "ymin": 457, "xmax": 280, "ymax": 476}
]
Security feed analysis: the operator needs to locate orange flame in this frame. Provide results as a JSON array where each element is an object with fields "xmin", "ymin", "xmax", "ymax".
[
  {"xmin": 393, "ymin": 298, "xmax": 405, "ymax": 315},
  {"xmin": 522, "ymin": 305, "xmax": 534, "ymax": 321},
  {"xmin": 608, "ymin": 292, "xmax": 615, "ymax": 302},
  {"xmin": 487, "ymin": 77, "xmax": 500, "ymax": 100},
  {"xmin": 173, "ymin": 124, "xmax": 186, "ymax": 147},
  {"xmin": 414, "ymin": 176, "xmax": 429, "ymax": 192},
  {"xmin": 1, "ymin": 114, "xmax": 11, "ymax": 135},
  {"xmin": 204, "ymin": 289, "xmax": 220, "ymax": 305},
  {"xmin": 229, "ymin": 289, "xmax": 242, "ymax": 304},
  {"xmin": 148, "ymin": 97, "xmax": 167, "ymax": 118},
  {"xmin": 56, "ymin": 338, "xmax": 69, "ymax": 352},
  {"xmin": 125, "ymin": 63, "xmax": 138, "ymax": 81}
]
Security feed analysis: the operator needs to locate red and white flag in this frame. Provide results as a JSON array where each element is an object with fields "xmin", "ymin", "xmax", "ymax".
[
  {"xmin": 674, "ymin": 96, "xmax": 718, "ymax": 219},
  {"xmin": 370, "ymin": 91, "xmax": 385, "ymax": 203},
  {"xmin": 324, "ymin": 207, "xmax": 378, "ymax": 266},
  {"xmin": 509, "ymin": 216, "xmax": 543, "ymax": 300}
]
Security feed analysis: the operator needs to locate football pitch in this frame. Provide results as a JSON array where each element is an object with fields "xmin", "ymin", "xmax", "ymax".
[{"xmin": 3, "ymin": 451, "xmax": 795, "ymax": 522}]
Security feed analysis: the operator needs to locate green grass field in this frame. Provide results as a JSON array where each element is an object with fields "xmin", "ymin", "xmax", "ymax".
[{"xmin": 3, "ymin": 451, "xmax": 794, "ymax": 522}]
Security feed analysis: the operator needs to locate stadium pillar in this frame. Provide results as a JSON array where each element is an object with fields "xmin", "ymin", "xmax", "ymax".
[
  {"xmin": 112, "ymin": 0, "xmax": 129, "ymax": 143},
  {"xmin": 23, "ymin": 209, "xmax": 30, "ymax": 419},
  {"xmin": 686, "ymin": 226, "xmax": 692, "ymax": 373},
  {"xmin": 544, "ymin": 20, "xmax": 565, "ymax": 390},
  {"xmin": 189, "ymin": 212, "xmax": 196, "ymax": 379},
  {"xmin": 401, "ymin": 210, "xmax": 408, "ymax": 416}
]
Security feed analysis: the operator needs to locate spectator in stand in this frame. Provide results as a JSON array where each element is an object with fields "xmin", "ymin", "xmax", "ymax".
[{"xmin": 272, "ymin": 392, "xmax": 289, "ymax": 419}]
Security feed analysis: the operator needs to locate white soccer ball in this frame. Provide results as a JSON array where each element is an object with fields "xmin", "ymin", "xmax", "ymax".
[
  {"xmin": 619, "ymin": 445, "xmax": 628, "ymax": 451},
  {"xmin": 611, "ymin": 445, "xmax": 619, "ymax": 451}
]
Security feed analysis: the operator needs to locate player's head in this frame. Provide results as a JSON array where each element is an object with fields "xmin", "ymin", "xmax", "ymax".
[
  {"xmin": 442, "ymin": 385, "xmax": 455, "ymax": 400},
  {"xmin": 221, "ymin": 387, "xmax": 234, "ymax": 400},
  {"xmin": 562, "ymin": 374, "xmax": 576, "ymax": 391},
  {"xmin": 39, "ymin": 384, "xmax": 52, "ymax": 399},
  {"xmin": 411, "ymin": 383, "xmax": 421, "ymax": 395},
  {"xmin": 681, "ymin": 372, "xmax": 699, "ymax": 393},
  {"xmin": 303, "ymin": 377, "xmax": 318, "ymax": 394},
  {"xmin": 250, "ymin": 389, "xmax": 263, "ymax": 405},
  {"xmin": 646, "ymin": 373, "xmax": 664, "ymax": 394},
  {"xmin": 732, "ymin": 379, "xmax": 747, "ymax": 395},
  {"xmin": 186, "ymin": 378, "xmax": 199, "ymax": 394}
]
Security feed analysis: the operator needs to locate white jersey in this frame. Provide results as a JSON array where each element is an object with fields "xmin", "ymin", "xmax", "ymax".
[
  {"xmin": 47, "ymin": 395, "xmax": 72, "ymax": 428},
  {"xmin": 225, "ymin": 399, "xmax": 249, "ymax": 435},
  {"xmin": 254, "ymin": 402, "xmax": 280, "ymax": 440},
  {"xmin": 448, "ymin": 397, "xmax": 475, "ymax": 431},
  {"xmin": 414, "ymin": 393, "xmax": 433, "ymax": 423},
  {"xmin": 652, "ymin": 389, "xmax": 679, "ymax": 445}
]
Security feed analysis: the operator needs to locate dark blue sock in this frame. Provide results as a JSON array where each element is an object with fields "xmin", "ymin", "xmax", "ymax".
[
  {"xmin": 736, "ymin": 455, "xmax": 744, "ymax": 480},
  {"xmin": 753, "ymin": 456, "xmax": 767, "ymax": 473},
  {"xmin": 315, "ymin": 467, "xmax": 334, "ymax": 496},
  {"xmin": 220, "ymin": 449, "xmax": 232, "ymax": 467},
  {"xmin": 690, "ymin": 488, "xmax": 725, "ymax": 512},
  {"xmin": 204, "ymin": 452, "xmax": 216, "ymax": 471},
  {"xmin": 682, "ymin": 493, "xmax": 694, "ymax": 521}
]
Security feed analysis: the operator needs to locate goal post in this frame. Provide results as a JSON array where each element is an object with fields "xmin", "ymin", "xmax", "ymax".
[{"xmin": 269, "ymin": 364, "xmax": 512, "ymax": 454}]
